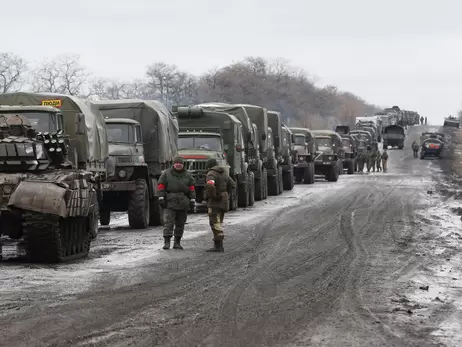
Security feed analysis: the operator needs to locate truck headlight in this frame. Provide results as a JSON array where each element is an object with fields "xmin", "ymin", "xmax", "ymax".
[
  {"xmin": 118, "ymin": 170, "xmax": 126, "ymax": 178},
  {"xmin": 299, "ymin": 156, "xmax": 305, "ymax": 161}
]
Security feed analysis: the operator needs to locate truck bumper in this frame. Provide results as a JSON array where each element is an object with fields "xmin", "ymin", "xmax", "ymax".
[
  {"xmin": 102, "ymin": 181, "xmax": 136, "ymax": 191},
  {"xmin": 314, "ymin": 161, "xmax": 335, "ymax": 174}
]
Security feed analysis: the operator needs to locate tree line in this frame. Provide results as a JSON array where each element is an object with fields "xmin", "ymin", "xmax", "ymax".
[{"xmin": 0, "ymin": 52, "xmax": 380, "ymax": 128}]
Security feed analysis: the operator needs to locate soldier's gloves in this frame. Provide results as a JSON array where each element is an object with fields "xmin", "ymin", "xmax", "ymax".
[
  {"xmin": 158, "ymin": 196, "xmax": 166, "ymax": 208},
  {"xmin": 189, "ymin": 199, "xmax": 196, "ymax": 209}
]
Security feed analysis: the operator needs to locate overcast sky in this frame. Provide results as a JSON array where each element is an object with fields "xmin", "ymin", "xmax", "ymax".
[{"xmin": 1, "ymin": 0, "xmax": 461, "ymax": 123}]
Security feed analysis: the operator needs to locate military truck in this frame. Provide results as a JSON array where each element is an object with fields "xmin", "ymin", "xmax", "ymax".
[
  {"xmin": 311, "ymin": 130, "xmax": 343, "ymax": 182},
  {"xmin": 383, "ymin": 125, "xmax": 405, "ymax": 149},
  {"xmin": 196, "ymin": 103, "xmax": 266, "ymax": 201},
  {"xmin": 0, "ymin": 94, "xmax": 109, "ymax": 262},
  {"xmin": 289, "ymin": 127, "xmax": 316, "ymax": 184},
  {"xmin": 355, "ymin": 117, "xmax": 382, "ymax": 142},
  {"xmin": 340, "ymin": 135, "xmax": 357, "ymax": 174},
  {"xmin": 280, "ymin": 124, "xmax": 295, "ymax": 190},
  {"xmin": 350, "ymin": 129, "xmax": 373, "ymax": 146},
  {"xmin": 173, "ymin": 105, "xmax": 247, "ymax": 210},
  {"xmin": 92, "ymin": 100, "xmax": 178, "ymax": 228}
]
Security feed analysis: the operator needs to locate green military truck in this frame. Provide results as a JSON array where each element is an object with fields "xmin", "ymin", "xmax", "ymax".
[
  {"xmin": 196, "ymin": 103, "xmax": 267, "ymax": 202},
  {"xmin": 173, "ymin": 105, "xmax": 248, "ymax": 210},
  {"xmin": 0, "ymin": 92, "xmax": 111, "ymax": 262},
  {"xmin": 311, "ymin": 130, "xmax": 343, "ymax": 182},
  {"xmin": 383, "ymin": 124, "xmax": 405, "ymax": 149},
  {"xmin": 335, "ymin": 125, "xmax": 356, "ymax": 174},
  {"xmin": 289, "ymin": 127, "xmax": 316, "ymax": 184},
  {"xmin": 92, "ymin": 100, "xmax": 178, "ymax": 228}
]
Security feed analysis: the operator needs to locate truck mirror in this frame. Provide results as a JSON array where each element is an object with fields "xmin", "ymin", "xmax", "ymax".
[{"xmin": 75, "ymin": 113, "xmax": 85, "ymax": 135}]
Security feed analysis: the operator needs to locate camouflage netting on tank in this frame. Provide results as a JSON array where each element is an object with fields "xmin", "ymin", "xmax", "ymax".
[
  {"xmin": 0, "ymin": 92, "xmax": 109, "ymax": 162},
  {"xmin": 92, "ymin": 99, "xmax": 178, "ymax": 164}
]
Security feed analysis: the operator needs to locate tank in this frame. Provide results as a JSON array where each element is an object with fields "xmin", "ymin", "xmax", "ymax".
[
  {"xmin": 0, "ymin": 106, "xmax": 99, "ymax": 262},
  {"xmin": 444, "ymin": 115, "xmax": 459, "ymax": 128}
]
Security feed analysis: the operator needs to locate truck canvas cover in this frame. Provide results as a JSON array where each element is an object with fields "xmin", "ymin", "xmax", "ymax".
[
  {"xmin": 0, "ymin": 92, "xmax": 108, "ymax": 162},
  {"xmin": 92, "ymin": 99, "xmax": 178, "ymax": 164}
]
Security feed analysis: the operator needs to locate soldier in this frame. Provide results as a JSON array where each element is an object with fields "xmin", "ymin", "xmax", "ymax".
[
  {"xmin": 204, "ymin": 158, "xmax": 236, "ymax": 252},
  {"xmin": 425, "ymin": 117, "xmax": 427, "ymax": 125},
  {"xmin": 158, "ymin": 156, "xmax": 196, "ymax": 250},
  {"xmin": 357, "ymin": 151, "xmax": 366, "ymax": 173},
  {"xmin": 365, "ymin": 146, "xmax": 372, "ymax": 172},
  {"xmin": 376, "ymin": 150, "xmax": 382, "ymax": 171},
  {"xmin": 420, "ymin": 116, "xmax": 424, "ymax": 125},
  {"xmin": 382, "ymin": 149, "xmax": 389, "ymax": 172},
  {"xmin": 370, "ymin": 148, "xmax": 377, "ymax": 172},
  {"xmin": 412, "ymin": 141, "xmax": 419, "ymax": 158}
]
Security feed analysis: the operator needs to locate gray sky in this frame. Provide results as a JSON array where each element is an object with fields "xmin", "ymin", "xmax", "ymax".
[{"xmin": 2, "ymin": 0, "xmax": 461, "ymax": 123}]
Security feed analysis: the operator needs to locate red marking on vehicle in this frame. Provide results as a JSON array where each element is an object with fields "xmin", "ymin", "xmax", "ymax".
[
  {"xmin": 189, "ymin": 186, "xmax": 195, "ymax": 191},
  {"xmin": 207, "ymin": 180, "xmax": 215, "ymax": 185},
  {"xmin": 158, "ymin": 183, "xmax": 166, "ymax": 190},
  {"xmin": 182, "ymin": 155, "xmax": 209, "ymax": 159}
]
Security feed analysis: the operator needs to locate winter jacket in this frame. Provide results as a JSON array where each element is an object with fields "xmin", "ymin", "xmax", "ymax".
[
  {"xmin": 158, "ymin": 168, "xmax": 195, "ymax": 210},
  {"xmin": 204, "ymin": 166, "xmax": 236, "ymax": 212}
]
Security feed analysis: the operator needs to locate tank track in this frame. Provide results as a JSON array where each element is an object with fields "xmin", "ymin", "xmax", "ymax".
[{"xmin": 22, "ymin": 211, "xmax": 91, "ymax": 262}]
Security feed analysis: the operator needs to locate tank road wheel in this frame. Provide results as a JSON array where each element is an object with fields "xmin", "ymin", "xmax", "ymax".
[
  {"xmin": 128, "ymin": 179, "xmax": 150, "ymax": 229},
  {"xmin": 304, "ymin": 162, "xmax": 315, "ymax": 184},
  {"xmin": 22, "ymin": 212, "xmax": 92, "ymax": 262},
  {"xmin": 327, "ymin": 166, "xmax": 339, "ymax": 182},
  {"xmin": 99, "ymin": 204, "xmax": 111, "ymax": 226},
  {"xmin": 254, "ymin": 169, "xmax": 264, "ymax": 201},
  {"xmin": 278, "ymin": 167, "xmax": 284, "ymax": 194},
  {"xmin": 347, "ymin": 160, "xmax": 354, "ymax": 174},
  {"xmin": 238, "ymin": 175, "xmax": 250, "ymax": 207},
  {"xmin": 248, "ymin": 172, "xmax": 255, "ymax": 206},
  {"xmin": 283, "ymin": 166, "xmax": 294, "ymax": 190}
]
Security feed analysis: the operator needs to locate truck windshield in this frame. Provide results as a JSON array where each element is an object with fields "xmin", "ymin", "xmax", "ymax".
[
  {"xmin": 316, "ymin": 138, "xmax": 333, "ymax": 151},
  {"xmin": 178, "ymin": 135, "xmax": 222, "ymax": 151},
  {"xmin": 107, "ymin": 123, "xmax": 134, "ymax": 144},
  {"xmin": 0, "ymin": 111, "xmax": 59, "ymax": 133},
  {"xmin": 294, "ymin": 135, "xmax": 305, "ymax": 146}
]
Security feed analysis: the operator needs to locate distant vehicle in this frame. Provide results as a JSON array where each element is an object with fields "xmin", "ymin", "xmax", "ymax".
[
  {"xmin": 420, "ymin": 135, "xmax": 444, "ymax": 159},
  {"xmin": 443, "ymin": 115, "xmax": 459, "ymax": 128},
  {"xmin": 383, "ymin": 125, "xmax": 405, "ymax": 149}
]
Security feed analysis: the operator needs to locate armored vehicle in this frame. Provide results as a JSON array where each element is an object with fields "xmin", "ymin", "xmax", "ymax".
[
  {"xmin": 0, "ymin": 101, "xmax": 106, "ymax": 262},
  {"xmin": 444, "ymin": 115, "xmax": 460, "ymax": 128},
  {"xmin": 340, "ymin": 134, "xmax": 357, "ymax": 174},
  {"xmin": 196, "ymin": 103, "xmax": 266, "ymax": 201},
  {"xmin": 289, "ymin": 127, "xmax": 316, "ymax": 184},
  {"xmin": 383, "ymin": 125, "xmax": 405, "ymax": 149},
  {"xmin": 420, "ymin": 134, "xmax": 444, "ymax": 159},
  {"xmin": 311, "ymin": 130, "xmax": 343, "ymax": 182},
  {"xmin": 280, "ymin": 124, "xmax": 295, "ymax": 190},
  {"xmin": 92, "ymin": 100, "xmax": 178, "ymax": 228},
  {"xmin": 174, "ymin": 106, "xmax": 247, "ymax": 210}
]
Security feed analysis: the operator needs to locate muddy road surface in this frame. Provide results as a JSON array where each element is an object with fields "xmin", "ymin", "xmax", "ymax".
[{"xmin": 1, "ymin": 125, "xmax": 459, "ymax": 347}]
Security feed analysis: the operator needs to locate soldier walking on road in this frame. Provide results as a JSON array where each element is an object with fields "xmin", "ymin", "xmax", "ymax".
[
  {"xmin": 381, "ymin": 149, "xmax": 389, "ymax": 172},
  {"xmin": 376, "ymin": 150, "xmax": 382, "ymax": 172},
  {"xmin": 204, "ymin": 158, "xmax": 236, "ymax": 252},
  {"xmin": 425, "ymin": 117, "xmax": 427, "ymax": 125},
  {"xmin": 357, "ymin": 151, "xmax": 366, "ymax": 173},
  {"xmin": 365, "ymin": 146, "xmax": 373, "ymax": 172},
  {"xmin": 420, "ymin": 116, "xmax": 424, "ymax": 125},
  {"xmin": 370, "ymin": 149, "xmax": 377, "ymax": 172},
  {"xmin": 412, "ymin": 141, "xmax": 419, "ymax": 158},
  {"xmin": 158, "ymin": 156, "xmax": 196, "ymax": 250}
]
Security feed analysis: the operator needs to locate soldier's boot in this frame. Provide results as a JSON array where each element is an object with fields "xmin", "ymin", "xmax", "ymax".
[
  {"xmin": 163, "ymin": 237, "xmax": 171, "ymax": 250},
  {"xmin": 173, "ymin": 236, "xmax": 183, "ymax": 250},
  {"xmin": 206, "ymin": 241, "xmax": 224, "ymax": 252}
]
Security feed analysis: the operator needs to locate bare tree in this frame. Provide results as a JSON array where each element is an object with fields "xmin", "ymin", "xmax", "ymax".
[
  {"xmin": 0, "ymin": 53, "xmax": 27, "ymax": 93},
  {"xmin": 31, "ymin": 54, "xmax": 90, "ymax": 96}
]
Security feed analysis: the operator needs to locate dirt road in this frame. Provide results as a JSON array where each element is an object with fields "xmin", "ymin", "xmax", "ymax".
[{"xmin": 1, "ymin": 125, "xmax": 460, "ymax": 347}]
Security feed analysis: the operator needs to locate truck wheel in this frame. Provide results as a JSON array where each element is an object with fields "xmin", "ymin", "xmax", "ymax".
[
  {"xmin": 128, "ymin": 179, "xmax": 150, "ymax": 229},
  {"xmin": 229, "ymin": 187, "xmax": 238, "ymax": 211},
  {"xmin": 303, "ymin": 162, "xmax": 315, "ymax": 184},
  {"xmin": 283, "ymin": 168, "xmax": 294, "ymax": 190},
  {"xmin": 327, "ymin": 166, "xmax": 339, "ymax": 182},
  {"xmin": 378, "ymin": 135, "xmax": 382, "ymax": 142},
  {"xmin": 248, "ymin": 172, "xmax": 255, "ymax": 206},
  {"xmin": 254, "ymin": 169, "xmax": 264, "ymax": 201},
  {"xmin": 263, "ymin": 168, "xmax": 268, "ymax": 199},
  {"xmin": 278, "ymin": 167, "xmax": 284, "ymax": 194},
  {"xmin": 238, "ymin": 175, "xmax": 249, "ymax": 207},
  {"xmin": 347, "ymin": 160, "xmax": 354, "ymax": 174},
  {"xmin": 268, "ymin": 171, "xmax": 279, "ymax": 196},
  {"xmin": 149, "ymin": 198, "xmax": 163, "ymax": 226},
  {"xmin": 99, "ymin": 205, "xmax": 110, "ymax": 226},
  {"xmin": 294, "ymin": 171, "xmax": 303, "ymax": 184}
]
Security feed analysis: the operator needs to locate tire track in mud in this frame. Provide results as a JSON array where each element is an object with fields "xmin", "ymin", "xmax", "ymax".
[{"xmin": 195, "ymin": 186, "xmax": 367, "ymax": 347}]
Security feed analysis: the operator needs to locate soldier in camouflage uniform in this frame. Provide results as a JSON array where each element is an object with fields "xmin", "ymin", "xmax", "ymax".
[
  {"xmin": 158, "ymin": 156, "xmax": 196, "ymax": 250},
  {"xmin": 370, "ymin": 148, "xmax": 377, "ymax": 172},
  {"xmin": 365, "ymin": 146, "xmax": 372, "ymax": 172},
  {"xmin": 376, "ymin": 150, "xmax": 382, "ymax": 171},
  {"xmin": 412, "ymin": 141, "xmax": 419, "ymax": 158},
  {"xmin": 204, "ymin": 158, "xmax": 236, "ymax": 252},
  {"xmin": 357, "ymin": 151, "xmax": 366, "ymax": 173},
  {"xmin": 381, "ymin": 149, "xmax": 389, "ymax": 172}
]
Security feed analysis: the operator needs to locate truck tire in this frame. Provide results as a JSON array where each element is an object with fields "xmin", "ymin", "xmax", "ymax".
[
  {"xmin": 229, "ymin": 187, "xmax": 238, "ymax": 211},
  {"xmin": 128, "ymin": 179, "xmax": 150, "ymax": 229},
  {"xmin": 238, "ymin": 175, "xmax": 250, "ymax": 207},
  {"xmin": 378, "ymin": 135, "xmax": 382, "ymax": 142},
  {"xmin": 327, "ymin": 166, "xmax": 339, "ymax": 182},
  {"xmin": 99, "ymin": 205, "xmax": 110, "ymax": 226},
  {"xmin": 248, "ymin": 172, "xmax": 255, "ymax": 206},
  {"xmin": 347, "ymin": 160, "xmax": 354, "ymax": 174},
  {"xmin": 262, "ymin": 168, "xmax": 268, "ymax": 199},
  {"xmin": 304, "ymin": 162, "xmax": 315, "ymax": 184},
  {"xmin": 278, "ymin": 167, "xmax": 283, "ymax": 194},
  {"xmin": 268, "ymin": 171, "xmax": 279, "ymax": 196},
  {"xmin": 283, "ymin": 168, "xmax": 294, "ymax": 190},
  {"xmin": 254, "ymin": 169, "xmax": 264, "ymax": 201},
  {"xmin": 149, "ymin": 198, "xmax": 163, "ymax": 226}
]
